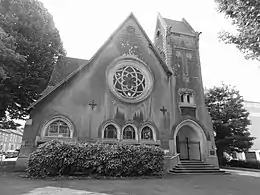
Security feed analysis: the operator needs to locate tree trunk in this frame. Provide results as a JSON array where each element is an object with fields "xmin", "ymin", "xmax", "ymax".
[{"xmin": 216, "ymin": 147, "xmax": 226, "ymax": 166}]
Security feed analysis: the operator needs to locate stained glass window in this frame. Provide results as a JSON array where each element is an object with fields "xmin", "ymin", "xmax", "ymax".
[
  {"xmin": 46, "ymin": 120, "xmax": 70, "ymax": 137},
  {"xmin": 141, "ymin": 126, "xmax": 153, "ymax": 140},
  {"xmin": 113, "ymin": 65, "xmax": 146, "ymax": 99},
  {"xmin": 123, "ymin": 125, "xmax": 136, "ymax": 140},
  {"xmin": 103, "ymin": 124, "xmax": 117, "ymax": 139}
]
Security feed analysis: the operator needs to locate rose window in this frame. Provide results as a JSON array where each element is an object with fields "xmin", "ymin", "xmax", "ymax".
[
  {"xmin": 108, "ymin": 58, "xmax": 153, "ymax": 103},
  {"xmin": 113, "ymin": 66, "xmax": 145, "ymax": 98}
]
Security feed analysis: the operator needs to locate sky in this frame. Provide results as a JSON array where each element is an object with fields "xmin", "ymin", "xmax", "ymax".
[{"xmin": 40, "ymin": 0, "xmax": 260, "ymax": 102}]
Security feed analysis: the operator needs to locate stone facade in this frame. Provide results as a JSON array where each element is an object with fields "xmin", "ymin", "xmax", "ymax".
[
  {"xmin": 16, "ymin": 13, "xmax": 218, "ymax": 170},
  {"xmin": 0, "ymin": 128, "xmax": 23, "ymax": 152},
  {"xmin": 244, "ymin": 101, "xmax": 260, "ymax": 150}
]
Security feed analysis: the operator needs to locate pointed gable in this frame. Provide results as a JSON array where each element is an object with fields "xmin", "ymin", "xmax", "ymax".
[
  {"xmin": 28, "ymin": 13, "xmax": 171, "ymax": 110},
  {"xmin": 112, "ymin": 13, "xmax": 171, "ymax": 74}
]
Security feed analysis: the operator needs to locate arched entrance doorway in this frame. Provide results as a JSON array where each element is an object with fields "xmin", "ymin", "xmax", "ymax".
[
  {"xmin": 174, "ymin": 120, "xmax": 207, "ymax": 161},
  {"xmin": 176, "ymin": 125, "xmax": 201, "ymax": 160}
]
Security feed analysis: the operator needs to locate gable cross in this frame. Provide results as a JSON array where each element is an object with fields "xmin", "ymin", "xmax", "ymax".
[
  {"xmin": 89, "ymin": 100, "xmax": 97, "ymax": 110},
  {"xmin": 160, "ymin": 106, "xmax": 167, "ymax": 115}
]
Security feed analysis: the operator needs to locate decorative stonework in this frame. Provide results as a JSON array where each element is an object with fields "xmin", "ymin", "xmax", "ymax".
[
  {"xmin": 126, "ymin": 25, "xmax": 136, "ymax": 34},
  {"xmin": 183, "ymin": 76, "xmax": 190, "ymax": 83},
  {"xmin": 178, "ymin": 88, "xmax": 195, "ymax": 95},
  {"xmin": 171, "ymin": 34, "xmax": 196, "ymax": 49},
  {"xmin": 107, "ymin": 57, "xmax": 153, "ymax": 103},
  {"xmin": 186, "ymin": 52, "xmax": 192, "ymax": 60}
]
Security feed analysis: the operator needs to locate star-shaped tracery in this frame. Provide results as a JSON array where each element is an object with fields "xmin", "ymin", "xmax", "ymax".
[{"xmin": 113, "ymin": 65, "xmax": 146, "ymax": 98}]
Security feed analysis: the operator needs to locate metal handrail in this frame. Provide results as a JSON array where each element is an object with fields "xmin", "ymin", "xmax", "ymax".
[{"xmin": 170, "ymin": 153, "xmax": 180, "ymax": 160}]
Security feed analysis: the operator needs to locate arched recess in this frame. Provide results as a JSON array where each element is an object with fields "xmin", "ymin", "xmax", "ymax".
[
  {"xmin": 121, "ymin": 124, "xmax": 138, "ymax": 141},
  {"xmin": 173, "ymin": 119, "xmax": 208, "ymax": 161},
  {"xmin": 101, "ymin": 122, "xmax": 121, "ymax": 140},
  {"xmin": 41, "ymin": 116, "xmax": 74, "ymax": 139},
  {"xmin": 139, "ymin": 122, "xmax": 159, "ymax": 141}
]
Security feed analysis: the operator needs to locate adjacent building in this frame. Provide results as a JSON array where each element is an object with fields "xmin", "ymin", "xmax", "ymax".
[
  {"xmin": 244, "ymin": 101, "xmax": 260, "ymax": 150},
  {"xmin": 243, "ymin": 101, "xmax": 260, "ymax": 161},
  {"xmin": 0, "ymin": 128, "xmax": 24, "ymax": 152}
]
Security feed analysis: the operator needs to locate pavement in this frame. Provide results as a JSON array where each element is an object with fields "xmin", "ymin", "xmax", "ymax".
[
  {"xmin": 221, "ymin": 168, "xmax": 260, "ymax": 177},
  {"xmin": 0, "ymin": 169, "xmax": 260, "ymax": 195}
]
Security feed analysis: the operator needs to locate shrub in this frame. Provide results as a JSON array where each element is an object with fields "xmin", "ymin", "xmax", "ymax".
[
  {"xmin": 226, "ymin": 160, "xmax": 260, "ymax": 169},
  {"xmin": 27, "ymin": 140, "xmax": 164, "ymax": 178}
]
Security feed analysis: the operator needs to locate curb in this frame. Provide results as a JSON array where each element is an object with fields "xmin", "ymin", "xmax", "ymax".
[{"xmin": 221, "ymin": 166, "xmax": 260, "ymax": 173}]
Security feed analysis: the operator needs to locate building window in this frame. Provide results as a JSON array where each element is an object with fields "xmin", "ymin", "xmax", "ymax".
[
  {"xmin": 180, "ymin": 93, "xmax": 194, "ymax": 104},
  {"xmin": 141, "ymin": 126, "xmax": 154, "ymax": 140},
  {"xmin": 180, "ymin": 94, "xmax": 184, "ymax": 102},
  {"xmin": 42, "ymin": 117, "xmax": 73, "ymax": 138},
  {"xmin": 46, "ymin": 120, "xmax": 70, "ymax": 137},
  {"xmin": 123, "ymin": 125, "xmax": 136, "ymax": 140},
  {"xmin": 113, "ymin": 65, "xmax": 146, "ymax": 98},
  {"xmin": 156, "ymin": 29, "xmax": 160, "ymax": 39},
  {"xmin": 103, "ymin": 124, "xmax": 118, "ymax": 139},
  {"xmin": 107, "ymin": 57, "xmax": 154, "ymax": 103}
]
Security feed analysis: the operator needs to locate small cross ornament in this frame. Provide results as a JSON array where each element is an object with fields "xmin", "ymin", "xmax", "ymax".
[
  {"xmin": 160, "ymin": 106, "xmax": 167, "ymax": 115},
  {"xmin": 88, "ymin": 100, "xmax": 97, "ymax": 110}
]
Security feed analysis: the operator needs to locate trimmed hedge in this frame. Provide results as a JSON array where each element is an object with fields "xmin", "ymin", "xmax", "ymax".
[
  {"xmin": 226, "ymin": 160, "xmax": 260, "ymax": 169},
  {"xmin": 27, "ymin": 140, "xmax": 164, "ymax": 178}
]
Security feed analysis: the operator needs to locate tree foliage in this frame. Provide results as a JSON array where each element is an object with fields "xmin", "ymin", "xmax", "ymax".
[
  {"xmin": 205, "ymin": 84, "xmax": 254, "ymax": 158},
  {"xmin": 0, "ymin": 0, "xmax": 65, "ymax": 120},
  {"xmin": 215, "ymin": 0, "xmax": 260, "ymax": 60},
  {"xmin": 0, "ymin": 116, "xmax": 21, "ymax": 129}
]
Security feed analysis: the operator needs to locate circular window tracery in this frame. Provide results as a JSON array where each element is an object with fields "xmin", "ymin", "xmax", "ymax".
[
  {"xmin": 108, "ymin": 58, "xmax": 153, "ymax": 103},
  {"xmin": 113, "ymin": 65, "xmax": 145, "ymax": 98}
]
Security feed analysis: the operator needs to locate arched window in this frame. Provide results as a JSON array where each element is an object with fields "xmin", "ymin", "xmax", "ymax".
[
  {"xmin": 45, "ymin": 119, "xmax": 71, "ymax": 138},
  {"xmin": 103, "ymin": 124, "xmax": 117, "ymax": 139},
  {"xmin": 180, "ymin": 94, "xmax": 184, "ymax": 102},
  {"xmin": 187, "ymin": 94, "xmax": 190, "ymax": 103},
  {"xmin": 141, "ymin": 126, "xmax": 154, "ymax": 140},
  {"xmin": 123, "ymin": 125, "xmax": 136, "ymax": 140}
]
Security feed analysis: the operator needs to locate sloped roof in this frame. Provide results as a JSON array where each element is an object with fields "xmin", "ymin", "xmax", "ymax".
[
  {"xmin": 28, "ymin": 13, "xmax": 172, "ymax": 110},
  {"xmin": 49, "ymin": 57, "xmax": 88, "ymax": 86},
  {"xmin": 163, "ymin": 18, "xmax": 195, "ymax": 35},
  {"xmin": 41, "ymin": 57, "xmax": 88, "ymax": 96}
]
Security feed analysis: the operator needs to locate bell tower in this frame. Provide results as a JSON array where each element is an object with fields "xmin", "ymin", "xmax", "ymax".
[{"xmin": 154, "ymin": 13, "xmax": 218, "ymax": 166}]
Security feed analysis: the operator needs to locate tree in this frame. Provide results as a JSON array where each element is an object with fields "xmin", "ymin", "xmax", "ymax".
[
  {"xmin": 204, "ymin": 84, "xmax": 254, "ymax": 164},
  {"xmin": 215, "ymin": 0, "xmax": 260, "ymax": 60},
  {"xmin": 0, "ymin": 116, "xmax": 21, "ymax": 129},
  {"xmin": 0, "ymin": 26, "xmax": 26, "ymax": 79},
  {"xmin": 0, "ymin": 0, "xmax": 65, "ymax": 122}
]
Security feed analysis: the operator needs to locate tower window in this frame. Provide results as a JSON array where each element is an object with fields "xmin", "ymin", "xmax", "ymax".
[
  {"xmin": 180, "ymin": 93, "xmax": 195, "ymax": 104},
  {"xmin": 180, "ymin": 94, "xmax": 184, "ymax": 102},
  {"xmin": 156, "ymin": 29, "xmax": 160, "ymax": 39},
  {"xmin": 187, "ymin": 94, "xmax": 190, "ymax": 103}
]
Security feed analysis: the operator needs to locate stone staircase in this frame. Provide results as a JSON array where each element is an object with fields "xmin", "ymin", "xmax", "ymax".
[{"xmin": 169, "ymin": 160, "xmax": 227, "ymax": 175}]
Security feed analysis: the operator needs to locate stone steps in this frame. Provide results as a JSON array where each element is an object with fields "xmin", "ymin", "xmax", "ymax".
[{"xmin": 169, "ymin": 160, "xmax": 227, "ymax": 175}]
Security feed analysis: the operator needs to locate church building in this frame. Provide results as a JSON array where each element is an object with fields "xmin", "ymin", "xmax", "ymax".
[{"xmin": 16, "ymin": 13, "xmax": 218, "ymax": 170}]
